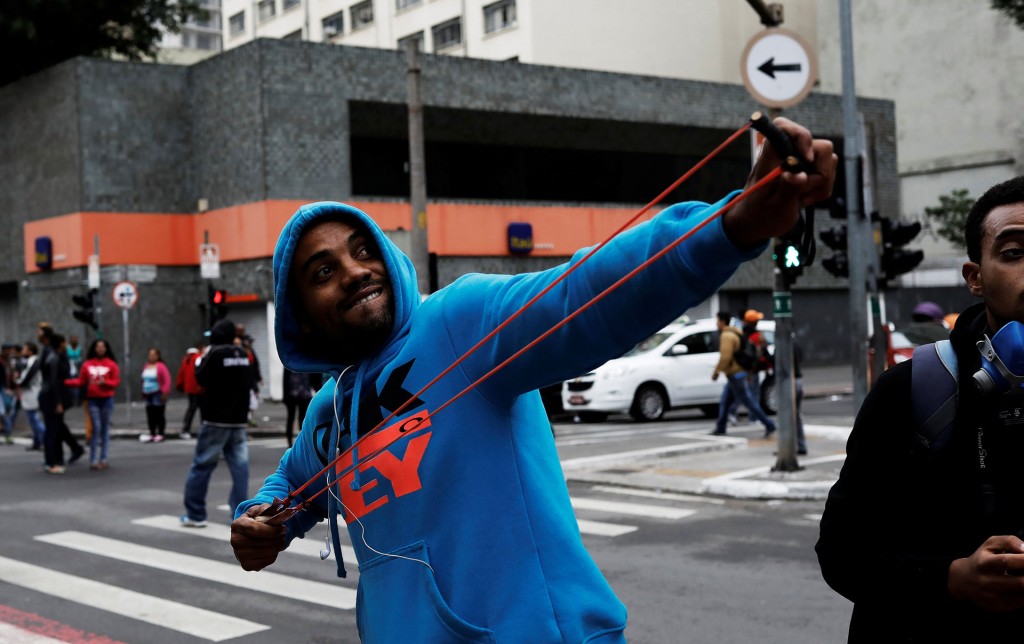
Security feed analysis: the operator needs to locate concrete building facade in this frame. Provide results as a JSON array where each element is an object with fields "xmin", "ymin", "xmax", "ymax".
[{"xmin": 0, "ymin": 39, "xmax": 901, "ymax": 400}]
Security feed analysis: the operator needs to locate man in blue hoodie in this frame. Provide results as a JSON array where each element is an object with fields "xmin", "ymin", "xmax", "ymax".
[{"xmin": 230, "ymin": 117, "xmax": 836, "ymax": 642}]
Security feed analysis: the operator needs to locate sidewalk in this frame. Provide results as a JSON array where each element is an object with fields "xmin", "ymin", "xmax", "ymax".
[{"xmin": 563, "ymin": 362, "xmax": 854, "ymax": 501}]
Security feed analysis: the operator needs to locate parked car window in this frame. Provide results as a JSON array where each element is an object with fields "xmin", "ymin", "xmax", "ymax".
[
  {"xmin": 676, "ymin": 331, "xmax": 715, "ymax": 355},
  {"xmin": 623, "ymin": 332, "xmax": 672, "ymax": 357}
]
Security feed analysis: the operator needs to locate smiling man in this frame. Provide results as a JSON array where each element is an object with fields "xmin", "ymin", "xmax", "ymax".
[
  {"xmin": 817, "ymin": 176, "xmax": 1024, "ymax": 641},
  {"xmin": 230, "ymin": 118, "xmax": 835, "ymax": 643}
]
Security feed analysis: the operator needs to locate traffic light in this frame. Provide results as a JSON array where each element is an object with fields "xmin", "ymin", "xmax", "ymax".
[
  {"xmin": 819, "ymin": 224, "xmax": 849, "ymax": 278},
  {"xmin": 879, "ymin": 217, "xmax": 924, "ymax": 286},
  {"xmin": 772, "ymin": 217, "xmax": 807, "ymax": 284},
  {"xmin": 72, "ymin": 288, "xmax": 99, "ymax": 330},
  {"xmin": 208, "ymin": 285, "xmax": 229, "ymax": 323}
]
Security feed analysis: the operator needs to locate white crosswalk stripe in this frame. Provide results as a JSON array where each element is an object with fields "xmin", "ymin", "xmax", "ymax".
[
  {"xmin": 0, "ymin": 622, "xmax": 66, "ymax": 644},
  {"xmin": 131, "ymin": 514, "xmax": 360, "ymax": 568},
  {"xmin": 0, "ymin": 555, "xmax": 269, "ymax": 641},
  {"xmin": 571, "ymin": 497, "xmax": 697, "ymax": 520},
  {"xmin": 34, "ymin": 531, "xmax": 356, "ymax": 609}
]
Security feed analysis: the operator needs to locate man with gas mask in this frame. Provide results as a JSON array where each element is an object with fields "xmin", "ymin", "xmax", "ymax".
[{"xmin": 817, "ymin": 176, "xmax": 1024, "ymax": 641}]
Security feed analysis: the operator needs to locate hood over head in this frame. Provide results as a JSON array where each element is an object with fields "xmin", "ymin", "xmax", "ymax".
[
  {"xmin": 209, "ymin": 319, "xmax": 236, "ymax": 345},
  {"xmin": 272, "ymin": 202, "xmax": 419, "ymax": 374}
]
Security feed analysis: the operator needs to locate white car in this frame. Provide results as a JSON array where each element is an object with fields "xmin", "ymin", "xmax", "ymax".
[{"xmin": 561, "ymin": 317, "xmax": 776, "ymax": 422}]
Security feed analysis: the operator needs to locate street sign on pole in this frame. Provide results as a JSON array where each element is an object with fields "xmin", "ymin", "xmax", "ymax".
[
  {"xmin": 741, "ymin": 28, "xmax": 818, "ymax": 108},
  {"xmin": 112, "ymin": 281, "xmax": 139, "ymax": 310},
  {"xmin": 87, "ymin": 254, "xmax": 101, "ymax": 289},
  {"xmin": 200, "ymin": 243, "xmax": 221, "ymax": 279}
]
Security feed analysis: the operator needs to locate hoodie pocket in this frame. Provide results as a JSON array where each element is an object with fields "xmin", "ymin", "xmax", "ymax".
[{"xmin": 357, "ymin": 541, "xmax": 495, "ymax": 644}]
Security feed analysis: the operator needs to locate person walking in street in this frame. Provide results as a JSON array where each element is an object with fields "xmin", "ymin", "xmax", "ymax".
[
  {"xmin": 4, "ymin": 344, "xmax": 25, "ymax": 445},
  {"xmin": 227, "ymin": 117, "xmax": 835, "ymax": 643},
  {"xmin": 175, "ymin": 344, "xmax": 204, "ymax": 440},
  {"xmin": 37, "ymin": 325, "xmax": 69, "ymax": 474},
  {"xmin": 52, "ymin": 334, "xmax": 85, "ymax": 468},
  {"xmin": 16, "ymin": 343, "xmax": 44, "ymax": 451},
  {"xmin": 140, "ymin": 348, "xmax": 171, "ymax": 443},
  {"xmin": 817, "ymin": 176, "xmax": 1024, "ymax": 640},
  {"xmin": 65, "ymin": 334, "xmax": 83, "ymax": 407},
  {"xmin": 711, "ymin": 311, "xmax": 776, "ymax": 437},
  {"xmin": 282, "ymin": 368, "xmax": 317, "ymax": 447},
  {"xmin": 181, "ymin": 318, "xmax": 254, "ymax": 528},
  {"xmin": 726, "ymin": 309, "xmax": 770, "ymax": 424},
  {"xmin": 65, "ymin": 339, "xmax": 120, "ymax": 471}
]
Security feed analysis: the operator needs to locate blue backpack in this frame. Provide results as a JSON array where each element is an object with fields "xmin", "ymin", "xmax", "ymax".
[{"xmin": 910, "ymin": 340, "xmax": 959, "ymax": 457}]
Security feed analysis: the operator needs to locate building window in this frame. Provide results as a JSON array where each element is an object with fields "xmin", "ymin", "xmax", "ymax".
[
  {"xmin": 283, "ymin": 0, "xmax": 301, "ymax": 11},
  {"xmin": 351, "ymin": 0, "xmax": 374, "ymax": 29},
  {"xmin": 322, "ymin": 11, "xmax": 344, "ymax": 39},
  {"xmin": 396, "ymin": 0, "xmax": 422, "ymax": 10},
  {"xmin": 283, "ymin": 29, "xmax": 302, "ymax": 40},
  {"xmin": 196, "ymin": 32, "xmax": 222, "ymax": 50},
  {"xmin": 229, "ymin": 11, "xmax": 245, "ymax": 34},
  {"xmin": 432, "ymin": 18, "xmax": 462, "ymax": 52},
  {"xmin": 258, "ymin": 0, "xmax": 276, "ymax": 22},
  {"xmin": 484, "ymin": 0, "xmax": 516, "ymax": 34},
  {"xmin": 398, "ymin": 31, "xmax": 424, "ymax": 52}
]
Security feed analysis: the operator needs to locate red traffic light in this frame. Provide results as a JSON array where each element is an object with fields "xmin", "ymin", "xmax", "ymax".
[{"xmin": 212, "ymin": 289, "xmax": 227, "ymax": 305}]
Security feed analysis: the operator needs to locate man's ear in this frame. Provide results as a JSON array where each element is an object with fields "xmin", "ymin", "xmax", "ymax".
[{"xmin": 962, "ymin": 261, "xmax": 984, "ymax": 297}]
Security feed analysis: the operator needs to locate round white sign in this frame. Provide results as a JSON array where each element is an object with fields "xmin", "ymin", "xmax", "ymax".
[
  {"xmin": 741, "ymin": 28, "xmax": 817, "ymax": 108},
  {"xmin": 112, "ymin": 281, "xmax": 139, "ymax": 310}
]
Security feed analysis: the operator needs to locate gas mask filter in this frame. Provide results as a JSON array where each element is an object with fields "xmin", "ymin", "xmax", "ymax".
[{"xmin": 973, "ymin": 321, "xmax": 1024, "ymax": 396}]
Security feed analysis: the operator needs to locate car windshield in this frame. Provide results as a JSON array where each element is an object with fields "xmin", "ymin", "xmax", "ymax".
[{"xmin": 623, "ymin": 332, "xmax": 673, "ymax": 357}]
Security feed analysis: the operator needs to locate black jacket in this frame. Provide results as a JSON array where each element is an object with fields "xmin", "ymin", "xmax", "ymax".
[
  {"xmin": 195, "ymin": 342, "xmax": 254, "ymax": 427},
  {"xmin": 817, "ymin": 302, "xmax": 1024, "ymax": 641}
]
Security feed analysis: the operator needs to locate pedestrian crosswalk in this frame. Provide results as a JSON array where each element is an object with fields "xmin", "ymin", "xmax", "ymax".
[{"xmin": 0, "ymin": 488, "xmax": 699, "ymax": 641}]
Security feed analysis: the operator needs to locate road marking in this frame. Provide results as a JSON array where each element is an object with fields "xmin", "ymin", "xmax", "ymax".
[
  {"xmin": 589, "ymin": 485, "xmax": 726, "ymax": 505},
  {"xmin": 0, "ymin": 623, "xmax": 66, "ymax": 644},
  {"xmin": 34, "ymin": 531, "xmax": 356, "ymax": 610},
  {"xmin": 571, "ymin": 497, "xmax": 696, "ymax": 520},
  {"xmin": 804, "ymin": 513, "xmax": 822, "ymax": 522},
  {"xmin": 561, "ymin": 442, "xmax": 741, "ymax": 470},
  {"xmin": 0, "ymin": 556, "xmax": 268, "ymax": 641},
  {"xmin": 577, "ymin": 519, "xmax": 637, "ymax": 537},
  {"xmin": 131, "ymin": 515, "xmax": 360, "ymax": 567}
]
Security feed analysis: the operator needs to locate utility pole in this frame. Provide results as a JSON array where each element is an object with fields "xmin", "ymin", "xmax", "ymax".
[
  {"xmin": 839, "ymin": 0, "xmax": 870, "ymax": 411},
  {"xmin": 405, "ymin": 39, "xmax": 431, "ymax": 296},
  {"xmin": 767, "ymin": 109, "xmax": 801, "ymax": 473}
]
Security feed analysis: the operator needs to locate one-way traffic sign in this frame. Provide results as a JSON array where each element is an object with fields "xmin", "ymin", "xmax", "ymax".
[{"xmin": 741, "ymin": 28, "xmax": 818, "ymax": 108}]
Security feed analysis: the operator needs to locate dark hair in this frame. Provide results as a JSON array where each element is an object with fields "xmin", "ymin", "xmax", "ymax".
[
  {"xmin": 716, "ymin": 311, "xmax": 731, "ymax": 324},
  {"xmin": 50, "ymin": 333, "xmax": 65, "ymax": 348},
  {"xmin": 87, "ymin": 339, "xmax": 116, "ymax": 362},
  {"xmin": 23, "ymin": 341, "xmax": 37, "ymax": 355},
  {"xmin": 965, "ymin": 176, "xmax": 1024, "ymax": 263},
  {"xmin": 148, "ymin": 347, "xmax": 164, "ymax": 363}
]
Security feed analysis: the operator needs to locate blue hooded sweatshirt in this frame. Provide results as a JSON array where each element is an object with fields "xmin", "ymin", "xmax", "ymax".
[{"xmin": 237, "ymin": 196, "xmax": 762, "ymax": 643}]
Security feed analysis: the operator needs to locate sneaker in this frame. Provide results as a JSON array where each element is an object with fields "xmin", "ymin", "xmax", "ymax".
[
  {"xmin": 152, "ymin": 435, "xmax": 165, "ymax": 443},
  {"xmin": 139, "ymin": 434, "xmax": 152, "ymax": 443},
  {"xmin": 179, "ymin": 515, "xmax": 207, "ymax": 528},
  {"xmin": 709, "ymin": 430, "xmax": 726, "ymax": 436},
  {"xmin": 727, "ymin": 414, "xmax": 739, "ymax": 426},
  {"xmin": 179, "ymin": 431, "xmax": 192, "ymax": 440},
  {"xmin": 45, "ymin": 465, "xmax": 66, "ymax": 475},
  {"xmin": 97, "ymin": 461, "xmax": 109, "ymax": 471},
  {"xmin": 764, "ymin": 426, "xmax": 777, "ymax": 438},
  {"xmin": 89, "ymin": 463, "xmax": 100, "ymax": 471}
]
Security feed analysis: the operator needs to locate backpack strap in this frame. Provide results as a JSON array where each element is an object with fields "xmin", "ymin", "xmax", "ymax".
[{"xmin": 911, "ymin": 340, "xmax": 958, "ymax": 454}]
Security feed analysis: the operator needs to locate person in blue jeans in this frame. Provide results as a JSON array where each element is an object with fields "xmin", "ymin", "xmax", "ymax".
[
  {"xmin": 711, "ymin": 312, "xmax": 776, "ymax": 437},
  {"xmin": 65, "ymin": 339, "xmax": 120, "ymax": 470},
  {"xmin": 181, "ymin": 319, "xmax": 255, "ymax": 528},
  {"xmin": 17, "ymin": 342, "xmax": 46, "ymax": 450}
]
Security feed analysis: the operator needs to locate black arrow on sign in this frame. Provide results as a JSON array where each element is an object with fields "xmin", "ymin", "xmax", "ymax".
[{"xmin": 758, "ymin": 57, "xmax": 802, "ymax": 79}]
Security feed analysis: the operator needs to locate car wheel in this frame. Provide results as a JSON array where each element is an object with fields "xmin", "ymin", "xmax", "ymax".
[
  {"xmin": 630, "ymin": 384, "xmax": 667, "ymax": 422},
  {"xmin": 577, "ymin": 411, "xmax": 608, "ymax": 423},
  {"xmin": 760, "ymin": 374, "xmax": 778, "ymax": 416}
]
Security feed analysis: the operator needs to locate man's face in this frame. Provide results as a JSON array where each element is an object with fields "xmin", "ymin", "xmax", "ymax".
[
  {"xmin": 962, "ymin": 202, "xmax": 1024, "ymax": 330},
  {"xmin": 291, "ymin": 219, "xmax": 394, "ymax": 361}
]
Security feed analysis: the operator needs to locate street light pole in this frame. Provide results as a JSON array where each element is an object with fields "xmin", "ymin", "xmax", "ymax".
[
  {"xmin": 405, "ymin": 39, "xmax": 431, "ymax": 296},
  {"xmin": 839, "ymin": 0, "xmax": 870, "ymax": 411}
]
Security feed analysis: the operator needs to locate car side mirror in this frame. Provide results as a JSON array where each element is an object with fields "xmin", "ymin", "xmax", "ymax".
[{"xmin": 667, "ymin": 344, "xmax": 689, "ymax": 356}]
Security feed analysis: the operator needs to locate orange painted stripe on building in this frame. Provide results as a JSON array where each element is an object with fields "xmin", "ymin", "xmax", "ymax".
[{"xmin": 23, "ymin": 200, "xmax": 662, "ymax": 272}]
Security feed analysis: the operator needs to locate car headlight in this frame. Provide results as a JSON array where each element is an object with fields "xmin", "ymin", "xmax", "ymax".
[{"xmin": 600, "ymin": 366, "xmax": 631, "ymax": 379}]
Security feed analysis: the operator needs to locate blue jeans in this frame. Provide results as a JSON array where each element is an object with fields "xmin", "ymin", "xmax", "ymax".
[
  {"xmin": 183, "ymin": 423, "xmax": 249, "ymax": 522},
  {"xmin": 25, "ymin": 409, "xmax": 45, "ymax": 448},
  {"xmin": 87, "ymin": 397, "xmax": 115, "ymax": 464},
  {"xmin": 726, "ymin": 372, "xmax": 761, "ymax": 418},
  {"xmin": 715, "ymin": 372, "xmax": 776, "ymax": 434}
]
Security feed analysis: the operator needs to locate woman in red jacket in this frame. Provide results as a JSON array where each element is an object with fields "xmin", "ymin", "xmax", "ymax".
[
  {"xmin": 174, "ymin": 345, "xmax": 204, "ymax": 440},
  {"xmin": 64, "ymin": 339, "xmax": 120, "ymax": 470}
]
